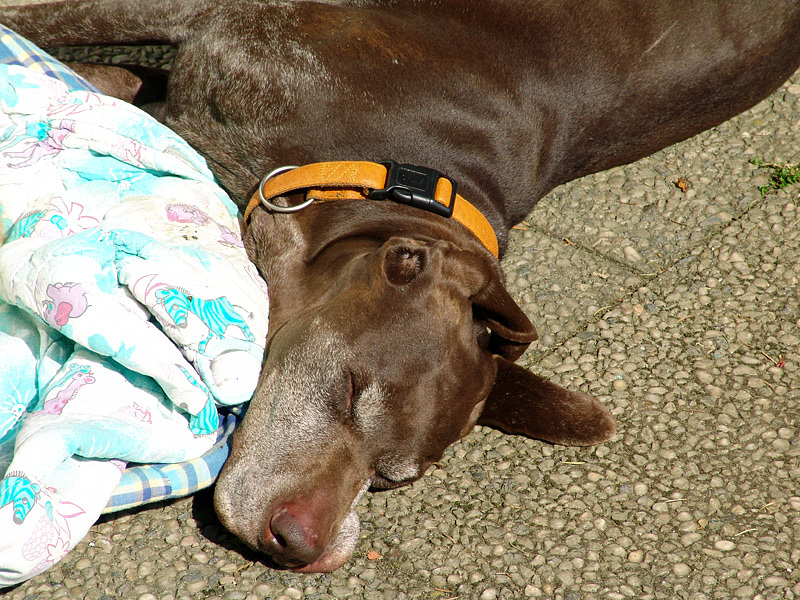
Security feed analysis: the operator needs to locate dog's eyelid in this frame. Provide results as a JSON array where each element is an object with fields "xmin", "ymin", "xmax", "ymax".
[
  {"xmin": 330, "ymin": 368, "xmax": 357, "ymax": 415},
  {"xmin": 348, "ymin": 370, "xmax": 355, "ymax": 403}
]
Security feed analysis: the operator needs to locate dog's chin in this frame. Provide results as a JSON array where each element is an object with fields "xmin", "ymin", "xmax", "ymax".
[{"xmin": 291, "ymin": 509, "xmax": 361, "ymax": 573}]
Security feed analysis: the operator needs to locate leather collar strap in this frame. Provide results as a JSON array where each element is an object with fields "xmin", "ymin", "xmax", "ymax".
[{"xmin": 243, "ymin": 160, "xmax": 499, "ymax": 258}]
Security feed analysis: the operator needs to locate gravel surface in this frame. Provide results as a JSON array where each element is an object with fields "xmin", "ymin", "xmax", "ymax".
[{"xmin": 2, "ymin": 5, "xmax": 799, "ymax": 599}]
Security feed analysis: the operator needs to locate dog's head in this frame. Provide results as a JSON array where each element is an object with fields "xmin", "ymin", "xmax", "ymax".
[{"xmin": 214, "ymin": 205, "xmax": 615, "ymax": 572}]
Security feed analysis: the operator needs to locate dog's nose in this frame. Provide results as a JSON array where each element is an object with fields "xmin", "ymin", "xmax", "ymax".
[{"xmin": 263, "ymin": 506, "xmax": 325, "ymax": 567}]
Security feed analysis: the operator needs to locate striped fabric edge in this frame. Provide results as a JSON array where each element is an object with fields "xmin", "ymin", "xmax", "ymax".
[
  {"xmin": 104, "ymin": 412, "xmax": 239, "ymax": 513},
  {"xmin": 0, "ymin": 23, "xmax": 101, "ymax": 93}
]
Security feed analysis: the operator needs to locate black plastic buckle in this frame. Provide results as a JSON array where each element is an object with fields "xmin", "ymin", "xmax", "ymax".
[{"xmin": 367, "ymin": 160, "xmax": 456, "ymax": 218}]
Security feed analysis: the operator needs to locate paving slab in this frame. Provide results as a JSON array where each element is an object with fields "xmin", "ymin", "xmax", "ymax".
[
  {"xmin": 523, "ymin": 195, "xmax": 800, "ymax": 600},
  {"xmin": 526, "ymin": 71, "xmax": 800, "ymax": 275},
  {"xmin": 501, "ymin": 226, "xmax": 643, "ymax": 360}
]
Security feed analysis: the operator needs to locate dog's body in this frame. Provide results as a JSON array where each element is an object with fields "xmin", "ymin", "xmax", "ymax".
[{"xmin": 3, "ymin": 0, "xmax": 799, "ymax": 573}]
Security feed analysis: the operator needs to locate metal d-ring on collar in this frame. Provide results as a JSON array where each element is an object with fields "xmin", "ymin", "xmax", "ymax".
[{"xmin": 257, "ymin": 165, "xmax": 308, "ymax": 213}]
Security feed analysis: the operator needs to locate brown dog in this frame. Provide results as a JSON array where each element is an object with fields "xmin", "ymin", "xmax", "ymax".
[{"xmin": 3, "ymin": 0, "xmax": 799, "ymax": 573}]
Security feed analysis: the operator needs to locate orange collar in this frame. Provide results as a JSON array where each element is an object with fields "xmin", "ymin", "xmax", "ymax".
[{"xmin": 243, "ymin": 160, "xmax": 499, "ymax": 258}]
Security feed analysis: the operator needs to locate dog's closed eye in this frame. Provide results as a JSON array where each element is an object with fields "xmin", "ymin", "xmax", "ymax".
[
  {"xmin": 345, "ymin": 370, "xmax": 355, "ymax": 412},
  {"xmin": 329, "ymin": 369, "xmax": 358, "ymax": 415}
]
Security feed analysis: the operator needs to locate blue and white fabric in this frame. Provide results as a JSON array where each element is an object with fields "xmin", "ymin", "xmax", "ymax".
[{"xmin": 0, "ymin": 27, "xmax": 268, "ymax": 586}]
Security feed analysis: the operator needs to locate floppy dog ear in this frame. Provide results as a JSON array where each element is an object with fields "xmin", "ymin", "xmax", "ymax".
[
  {"xmin": 471, "ymin": 266, "xmax": 538, "ymax": 361},
  {"xmin": 477, "ymin": 357, "xmax": 616, "ymax": 446},
  {"xmin": 381, "ymin": 240, "xmax": 537, "ymax": 359}
]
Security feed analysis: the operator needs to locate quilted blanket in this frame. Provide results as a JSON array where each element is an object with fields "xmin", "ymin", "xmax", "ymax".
[{"xmin": 0, "ymin": 26, "xmax": 268, "ymax": 586}]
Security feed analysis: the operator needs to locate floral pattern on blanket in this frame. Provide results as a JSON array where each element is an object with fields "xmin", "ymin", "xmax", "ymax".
[{"xmin": 0, "ymin": 62, "xmax": 269, "ymax": 586}]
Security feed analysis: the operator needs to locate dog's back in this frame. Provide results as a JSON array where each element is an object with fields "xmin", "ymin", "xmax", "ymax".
[{"xmin": 4, "ymin": 0, "xmax": 800, "ymax": 224}]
